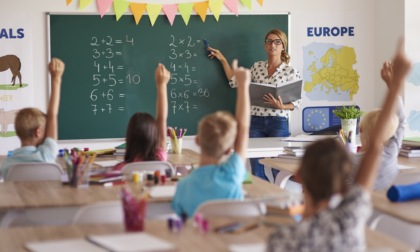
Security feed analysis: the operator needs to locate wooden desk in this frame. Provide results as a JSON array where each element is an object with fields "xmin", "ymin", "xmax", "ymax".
[
  {"xmin": 0, "ymin": 176, "xmax": 287, "ymax": 211},
  {"xmin": 0, "ymin": 220, "xmax": 413, "ymax": 252}
]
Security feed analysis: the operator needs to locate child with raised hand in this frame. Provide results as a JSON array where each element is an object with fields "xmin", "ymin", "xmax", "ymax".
[
  {"xmin": 350, "ymin": 60, "xmax": 405, "ymax": 190},
  {"xmin": 267, "ymin": 39, "xmax": 411, "ymax": 251},
  {"xmin": 0, "ymin": 58, "xmax": 65, "ymax": 177},
  {"xmin": 171, "ymin": 60, "xmax": 251, "ymax": 218},
  {"xmin": 113, "ymin": 63, "xmax": 170, "ymax": 170}
]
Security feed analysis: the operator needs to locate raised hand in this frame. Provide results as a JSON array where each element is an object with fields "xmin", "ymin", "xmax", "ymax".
[{"xmin": 154, "ymin": 63, "xmax": 171, "ymax": 86}]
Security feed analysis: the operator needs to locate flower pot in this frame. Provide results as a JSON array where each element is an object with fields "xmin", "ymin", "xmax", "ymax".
[{"xmin": 341, "ymin": 118, "xmax": 357, "ymax": 144}]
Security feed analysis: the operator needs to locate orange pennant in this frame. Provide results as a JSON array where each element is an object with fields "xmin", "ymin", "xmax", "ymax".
[
  {"xmin": 130, "ymin": 3, "xmax": 147, "ymax": 25},
  {"xmin": 257, "ymin": 0, "xmax": 264, "ymax": 6},
  {"xmin": 194, "ymin": 1, "xmax": 209, "ymax": 22},
  {"xmin": 66, "ymin": 0, "xmax": 73, "ymax": 5}
]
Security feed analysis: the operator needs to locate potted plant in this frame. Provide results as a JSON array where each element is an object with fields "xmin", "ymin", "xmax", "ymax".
[{"xmin": 333, "ymin": 105, "xmax": 364, "ymax": 144}]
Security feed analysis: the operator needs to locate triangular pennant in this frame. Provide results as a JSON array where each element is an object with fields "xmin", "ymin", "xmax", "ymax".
[
  {"xmin": 240, "ymin": 0, "xmax": 252, "ymax": 9},
  {"xmin": 97, "ymin": 0, "xmax": 113, "ymax": 17},
  {"xmin": 146, "ymin": 4, "xmax": 162, "ymax": 27},
  {"xmin": 130, "ymin": 3, "xmax": 147, "ymax": 25},
  {"xmin": 79, "ymin": 0, "xmax": 94, "ymax": 10},
  {"xmin": 178, "ymin": 3, "xmax": 194, "ymax": 26},
  {"xmin": 193, "ymin": 1, "xmax": 209, "ymax": 22},
  {"xmin": 162, "ymin": 4, "xmax": 178, "ymax": 26},
  {"xmin": 66, "ymin": 0, "xmax": 73, "ymax": 6},
  {"xmin": 209, "ymin": 0, "xmax": 223, "ymax": 21},
  {"xmin": 113, "ymin": 0, "xmax": 130, "ymax": 21},
  {"xmin": 257, "ymin": 0, "xmax": 264, "ymax": 6},
  {"xmin": 224, "ymin": 0, "xmax": 238, "ymax": 16}
]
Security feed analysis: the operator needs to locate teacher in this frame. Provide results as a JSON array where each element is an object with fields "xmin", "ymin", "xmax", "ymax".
[{"xmin": 208, "ymin": 29, "xmax": 301, "ymax": 181}]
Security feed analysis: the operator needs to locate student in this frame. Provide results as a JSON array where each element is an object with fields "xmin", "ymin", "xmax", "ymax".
[
  {"xmin": 267, "ymin": 40, "xmax": 411, "ymax": 251},
  {"xmin": 0, "ymin": 58, "xmax": 64, "ymax": 178},
  {"xmin": 171, "ymin": 60, "xmax": 250, "ymax": 218},
  {"xmin": 349, "ymin": 61, "xmax": 405, "ymax": 190},
  {"xmin": 113, "ymin": 63, "xmax": 170, "ymax": 171}
]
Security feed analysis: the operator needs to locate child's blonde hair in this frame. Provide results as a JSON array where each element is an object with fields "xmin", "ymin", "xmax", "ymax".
[
  {"xmin": 360, "ymin": 109, "xmax": 398, "ymax": 148},
  {"xmin": 198, "ymin": 111, "xmax": 237, "ymax": 159},
  {"xmin": 14, "ymin": 108, "xmax": 46, "ymax": 140}
]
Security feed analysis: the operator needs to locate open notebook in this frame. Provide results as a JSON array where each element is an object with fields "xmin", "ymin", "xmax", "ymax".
[{"xmin": 26, "ymin": 239, "xmax": 107, "ymax": 252}]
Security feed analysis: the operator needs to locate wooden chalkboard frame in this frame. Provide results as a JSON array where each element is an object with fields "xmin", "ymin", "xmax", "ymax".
[{"xmin": 47, "ymin": 12, "xmax": 290, "ymax": 141}]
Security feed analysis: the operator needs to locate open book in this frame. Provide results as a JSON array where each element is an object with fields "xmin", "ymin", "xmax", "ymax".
[{"xmin": 249, "ymin": 79, "xmax": 303, "ymax": 109}]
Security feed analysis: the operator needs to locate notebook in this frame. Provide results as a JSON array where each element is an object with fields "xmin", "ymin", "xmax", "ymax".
[
  {"xmin": 88, "ymin": 233, "xmax": 175, "ymax": 252},
  {"xmin": 229, "ymin": 243, "xmax": 266, "ymax": 252},
  {"xmin": 26, "ymin": 239, "xmax": 107, "ymax": 252},
  {"xmin": 149, "ymin": 185, "xmax": 177, "ymax": 198},
  {"xmin": 249, "ymin": 79, "xmax": 303, "ymax": 108}
]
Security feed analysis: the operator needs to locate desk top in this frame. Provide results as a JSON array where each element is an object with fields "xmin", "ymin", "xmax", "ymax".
[
  {"xmin": 0, "ymin": 220, "xmax": 413, "ymax": 252},
  {"xmin": 0, "ymin": 176, "xmax": 286, "ymax": 210}
]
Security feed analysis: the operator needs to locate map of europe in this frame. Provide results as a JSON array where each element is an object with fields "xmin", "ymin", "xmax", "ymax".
[{"xmin": 303, "ymin": 42, "xmax": 359, "ymax": 101}]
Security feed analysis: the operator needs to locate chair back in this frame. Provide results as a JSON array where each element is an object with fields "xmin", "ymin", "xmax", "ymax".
[
  {"xmin": 72, "ymin": 201, "xmax": 123, "ymax": 224},
  {"xmin": 194, "ymin": 199, "xmax": 267, "ymax": 218},
  {"xmin": 5, "ymin": 162, "xmax": 64, "ymax": 181},
  {"xmin": 121, "ymin": 161, "xmax": 175, "ymax": 176}
]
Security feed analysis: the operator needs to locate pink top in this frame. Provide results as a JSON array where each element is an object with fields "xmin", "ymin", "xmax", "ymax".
[{"xmin": 113, "ymin": 147, "xmax": 168, "ymax": 171}]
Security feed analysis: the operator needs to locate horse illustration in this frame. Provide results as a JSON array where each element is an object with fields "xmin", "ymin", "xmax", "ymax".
[{"xmin": 0, "ymin": 55, "xmax": 22, "ymax": 87}]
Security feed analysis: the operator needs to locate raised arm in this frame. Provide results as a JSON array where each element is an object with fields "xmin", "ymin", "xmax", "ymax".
[
  {"xmin": 208, "ymin": 47, "xmax": 234, "ymax": 81},
  {"xmin": 232, "ymin": 60, "xmax": 251, "ymax": 161},
  {"xmin": 155, "ymin": 63, "xmax": 170, "ymax": 150},
  {"xmin": 45, "ymin": 58, "xmax": 65, "ymax": 140},
  {"xmin": 356, "ymin": 39, "xmax": 411, "ymax": 190}
]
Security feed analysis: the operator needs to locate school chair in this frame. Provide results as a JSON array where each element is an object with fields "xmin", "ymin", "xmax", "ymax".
[
  {"xmin": 5, "ymin": 162, "xmax": 64, "ymax": 181},
  {"xmin": 194, "ymin": 199, "xmax": 267, "ymax": 218},
  {"xmin": 121, "ymin": 161, "xmax": 175, "ymax": 177},
  {"xmin": 72, "ymin": 201, "xmax": 124, "ymax": 224}
]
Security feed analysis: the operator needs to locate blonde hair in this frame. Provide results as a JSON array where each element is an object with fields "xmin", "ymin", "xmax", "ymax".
[
  {"xmin": 198, "ymin": 111, "xmax": 237, "ymax": 159},
  {"xmin": 265, "ymin": 29, "xmax": 291, "ymax": 64},
  {"xmin": 15, "ymin": 108, "xmax": 46, "ymax": 140},
  {"xmin": 359, "ymin": 109, "xmax": 398, "ymax": 147}
]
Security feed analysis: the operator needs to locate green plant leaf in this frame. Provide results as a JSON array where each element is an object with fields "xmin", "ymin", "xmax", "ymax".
[{"xmin": 333, "ymin": 105, "xmax": 364, "ymax": 119}]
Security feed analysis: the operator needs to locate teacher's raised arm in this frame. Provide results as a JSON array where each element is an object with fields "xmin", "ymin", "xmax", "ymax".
[{"xmin": 209, "ymin": 29, "xmax": 301, "ymax": 182}]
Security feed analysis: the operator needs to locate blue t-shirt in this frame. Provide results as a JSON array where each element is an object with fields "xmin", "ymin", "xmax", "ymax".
[
  {"xmin": 0, "ymin": 137, "xmax": 58, "ymax": 178},
  {"xmin": 171, "ymin": 153, "xmax": 246, "ymax": 217}
]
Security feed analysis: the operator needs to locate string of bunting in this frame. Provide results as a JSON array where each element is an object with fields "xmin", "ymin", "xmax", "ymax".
[{"xmin": 65, "ymin": 0, "xmax": 264, "ymax": 26}]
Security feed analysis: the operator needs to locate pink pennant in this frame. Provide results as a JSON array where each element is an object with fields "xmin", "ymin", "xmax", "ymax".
[
  {"xmin": 97, "ymin": 0, "xmax": 113, "ymax": 17},
  {"xmin": 162, "ymin": 4, "xmax": 178, "ymax": 26},
  {"xmin": 224, "ymin": 0, "xmax": 238, "ymax": 16}
]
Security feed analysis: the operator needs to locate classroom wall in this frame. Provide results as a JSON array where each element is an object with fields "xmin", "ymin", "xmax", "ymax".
[{"xmin": 1, "ymin": 0, "xmax": 401, "ymax": 152}]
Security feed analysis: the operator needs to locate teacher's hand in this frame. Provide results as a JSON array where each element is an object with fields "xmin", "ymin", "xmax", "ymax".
[
  {"xmin": 208, "ymin": 47, "xmax": 227, "ymax": 63},
  {"xmin": 263, "ymin": 93, "xmax": 285, "ymax": 110}
]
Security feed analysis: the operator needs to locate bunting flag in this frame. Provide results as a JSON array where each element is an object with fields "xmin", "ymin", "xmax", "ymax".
[
  {"xmin": 209, "ymin": 0, "xmax": 223, "ymax": 21},
  {"xmin": 193, "ymin": 1, "xmax": 209, "ymax": 22},
  {"xmin": 178, "ymin": 3, "xmax": 194, "ymax": 25},
  {"xmin": 68, "ymin": 0, "xmax": 264, "ymax": 25},
  {"xmin": 162, "ymin": 4, "xmax": 178, "ymax": 26},
  {"xmin": 224, "ymin": 0, "xmax": 238, "ymax": 16},
  {"xmin": 146, "ymin": 4, "xmax": 162, "ymax": 26},
  {"xmin": 80, "ymin": 0, "xmax": 94, "ymax": 10},
  {"xmin": 113, "ymin": 0, "xmax": 129, "ymax": 21},
  {"xmin": 240, "ymin": 0, "xmax": 252, "ymax": 9},
  {"xmin": 130, "ymin": 3, "xmax": 146, "ymax": 25},
  {"xmin": 97, "ymin": 0, "xmax": 113, "ymax": 17}
]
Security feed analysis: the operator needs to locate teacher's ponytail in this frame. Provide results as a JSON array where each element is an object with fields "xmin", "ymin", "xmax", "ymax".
[{"xmin": 281, "ymin": 50, "xmax": 290, "ymax": 64}]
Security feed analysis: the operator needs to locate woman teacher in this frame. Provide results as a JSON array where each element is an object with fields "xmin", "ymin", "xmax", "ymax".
[{"xmin": 208, "ymin": 29, "xmax": 301, "ymax": 181}]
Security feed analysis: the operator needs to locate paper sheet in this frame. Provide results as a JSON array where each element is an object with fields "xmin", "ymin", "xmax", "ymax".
[{"xmin": 26, "ymin": 239, "xmax": 107, "ymax": 252}]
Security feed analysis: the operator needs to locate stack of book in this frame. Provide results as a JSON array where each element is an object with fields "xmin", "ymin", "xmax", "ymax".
[
  {"xmin": 399, "ymin": 137, "xmax": 420, "ymax": 158},
  {"xmin": 114, "ymin": 143, "xmax": 126, "ymax": 156},
  {"xmin": 283, "ymin": 146, "xmax": 306, "ymax": 158}
]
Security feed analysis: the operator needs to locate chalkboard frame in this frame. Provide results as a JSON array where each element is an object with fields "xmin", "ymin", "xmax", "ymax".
[{"xmin": 47, "ymin": 12, "xmax": 290, "ymax": 141}]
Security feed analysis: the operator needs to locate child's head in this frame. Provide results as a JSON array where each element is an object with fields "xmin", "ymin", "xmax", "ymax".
[
  {"xmin": 359, "ymin": 109, "xmax": 398, "ymax": 148},
  {"xmin": 298, "ymin": 138, "xmax": 352, "ymax": 206},
  {"xmin": 124, "ymin": 112, "xmax": 159, "ymax": 162},
  {"xmin": 15, "ymin": 108, "xmax": 47, "ymax": 144},
  {"xmin": 197, "ymin": 111, "xmax": 237, "ymax": 159}
]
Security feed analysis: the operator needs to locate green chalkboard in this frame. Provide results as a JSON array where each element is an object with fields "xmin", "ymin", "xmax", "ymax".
[{"xmin": 49, "ymin": 14, "xmax": 288, "ymax": 140}]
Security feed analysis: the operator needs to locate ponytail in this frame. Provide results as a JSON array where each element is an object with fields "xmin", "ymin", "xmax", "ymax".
[{"xmin": 281, "ymin": 50, "xmax": 290, "ymax": 64}]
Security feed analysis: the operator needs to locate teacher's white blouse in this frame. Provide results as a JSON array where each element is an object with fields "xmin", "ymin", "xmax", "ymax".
[{"xmin": 229, "ymin": 61, "xmax": 301, "ymax": 118}]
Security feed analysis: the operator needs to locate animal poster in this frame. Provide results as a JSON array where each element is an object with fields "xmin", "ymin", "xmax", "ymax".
[{"xmin": 0, "ymin": 12, "xmax": 33, "ymax": 154}]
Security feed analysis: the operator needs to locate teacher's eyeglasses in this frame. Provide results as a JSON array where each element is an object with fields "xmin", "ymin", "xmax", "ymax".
[{"xmin": 265, "ymin": 39, "xmax": 283, "ymax": 46}]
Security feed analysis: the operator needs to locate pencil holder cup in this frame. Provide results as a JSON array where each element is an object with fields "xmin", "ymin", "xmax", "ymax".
[
  {"xmin": 341, "ymin": 119, "xmax": 357, "ymax": 144},
  {"xmin": 71, "ymin": 164, "xmax": 90, "ymax": 189},
  {"xmin": 121, "ymin": 188, "xmax": 147, "ymax": 232},
  {"xmin": 171, "ymin": 138, "xmax": 183, "ymax": 154}
]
